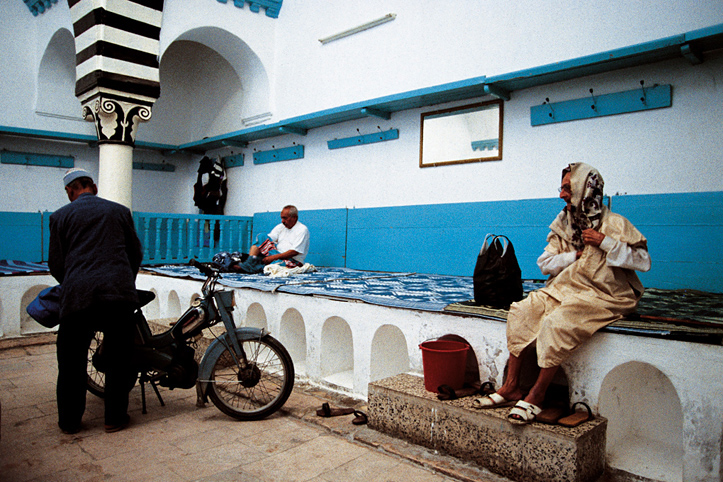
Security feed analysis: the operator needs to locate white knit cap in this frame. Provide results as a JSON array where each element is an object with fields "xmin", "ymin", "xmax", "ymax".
[{"xmin": 63, "ymin": 168, "xmax": 93, "ymax": 187}]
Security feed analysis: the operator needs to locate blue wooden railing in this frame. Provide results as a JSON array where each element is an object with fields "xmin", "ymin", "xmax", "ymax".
[
  {"xmin": 133, "ymin": 212, "xmax": 253, "ymax": 265},
  {"xmin": 0, "ymin": 211, "xmax": 252, "ymax": 266}
]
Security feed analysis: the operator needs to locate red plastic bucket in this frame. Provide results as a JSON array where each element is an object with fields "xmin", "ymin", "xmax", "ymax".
[{"xmin": 419, "ymin": 340, "xmax": 469, "ymax": 393}]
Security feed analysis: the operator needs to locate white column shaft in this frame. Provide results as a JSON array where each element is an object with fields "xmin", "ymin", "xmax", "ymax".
[{"xmin": 98, "ymin": 144, "xmax": 133, "ymax": 209}]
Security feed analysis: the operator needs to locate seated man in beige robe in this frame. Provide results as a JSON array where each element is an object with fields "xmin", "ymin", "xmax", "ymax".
[{"xmin": 473, "ymin": 162, "xmax": 651, "ymax": 424}]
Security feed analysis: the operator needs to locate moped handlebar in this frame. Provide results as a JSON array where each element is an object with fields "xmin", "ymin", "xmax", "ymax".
[{"xmin": 189, "ymin": 259, "xmax": 218, "ymax": 279}]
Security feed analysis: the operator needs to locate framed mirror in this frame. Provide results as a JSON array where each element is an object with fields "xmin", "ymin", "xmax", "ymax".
[{"xmin": 419, "ymin": 99, "xmax": 503, "ymax": 168}]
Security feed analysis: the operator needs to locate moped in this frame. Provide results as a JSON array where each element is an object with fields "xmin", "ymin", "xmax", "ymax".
[{"xmin": 86, "ymin": 259, "xmax": 295, "ymax": 420}]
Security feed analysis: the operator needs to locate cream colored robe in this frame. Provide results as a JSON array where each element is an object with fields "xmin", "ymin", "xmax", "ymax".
[{"xmin": 507, "ymin": 207, "xmax": 649, "ymax": 368}]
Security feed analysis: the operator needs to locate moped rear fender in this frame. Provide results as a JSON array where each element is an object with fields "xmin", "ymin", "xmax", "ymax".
[{"xmin": 196, "ymin": 327, "xmax": 268, "ymax": 401}]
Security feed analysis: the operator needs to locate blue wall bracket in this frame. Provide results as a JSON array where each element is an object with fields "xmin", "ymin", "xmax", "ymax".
[
  {"xmin": 278, "ymin": 126, "xmax": 307, "ymax": 136},
  {"xmin": 531, "ymin": 83, "xmax": 672, "ymax": 126},
  {"xmin": 253, "ymin": 145, "xmax": 304, "ymax": 164},
  {"xmin": 483, "ymin": 85, "xmax": 510, "ymax": 101},
  {"xmin": 132, "ymin": 162, "xmax": 175, "ymax": 172},
  {"xmin": 361, "ymin": 107, "xmax": 391, "ymax": 120},
  {"xmin": 222, "ymin": 153, "xmax": 245, "ymax": 168},
  {"xmin": 216, "ymin": 0, "xmax": 283, "ymax": 19},
  {"xmin": 327, "ymin": 128, "xmax": 399, "ymax": 150},
  {"xmin": 1, "ymin": 150, "xmax": 73, "ymax": 168},
  {"xmin": 221, "ymin": 140, "xmax": 248, "ymax": 148}
]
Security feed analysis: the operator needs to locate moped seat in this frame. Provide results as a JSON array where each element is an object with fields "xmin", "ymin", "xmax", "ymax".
[{"xmin": 137, "ymin": 290, "xmax": 156, "ymax": 308}]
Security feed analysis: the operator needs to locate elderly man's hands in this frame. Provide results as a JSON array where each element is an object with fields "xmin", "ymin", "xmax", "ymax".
[{"xmin": 582, "ymin": 229, "xmax": 605, "ymax": 247}]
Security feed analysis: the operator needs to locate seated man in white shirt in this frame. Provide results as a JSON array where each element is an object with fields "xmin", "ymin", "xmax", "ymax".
[{"xmin": 231, "ymin": 205, "xmax": 310, "ymax": 274}]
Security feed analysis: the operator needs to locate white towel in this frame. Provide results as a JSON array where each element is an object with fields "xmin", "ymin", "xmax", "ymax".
[{"xmin": 264, "ymin": 263, "xmax": 317, "ymax": 278}]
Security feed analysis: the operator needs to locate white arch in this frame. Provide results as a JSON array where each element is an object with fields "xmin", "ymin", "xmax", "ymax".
[
  {"xmin": 36, "ymin": 28, "xmax": 82, "ymax": 121},
  {"xmin": 599, "ymin": 361, "xmax": 683, "ymax": 482},
  {"xmin": 279, "ymin": 308, "xmax": 307, "ymax": 375},
  {"xmin": 167, "ymin": 290, "xmax": 182, "ymax": 319},
  {"xmin": 20, "ymin": 285, "xmax": 52, "ymax": 334},
  {"xmin": 320, "ymin": 316, "xmax": 353, "ymax": 388},
  {"xmin": 370, "ymin": 324, "xmax": 409, "ymax": 382},
  {"xmin": 142, "ymin": 27, "xmax": 271, "ymax": 145},
  {"xmin": 244, "ymin": 302, "xmax": 267, "ymax": 330}
]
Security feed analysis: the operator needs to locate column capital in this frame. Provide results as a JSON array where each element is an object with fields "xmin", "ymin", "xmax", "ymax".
[{"xmin": 82, "ymin": 98, "xmax": 152, "ymax": 146}]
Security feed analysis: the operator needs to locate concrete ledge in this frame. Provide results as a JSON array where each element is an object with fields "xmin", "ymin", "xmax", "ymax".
[{"xmin": 368, "ymin": 373, "xmax": 606, "ymax": 482}]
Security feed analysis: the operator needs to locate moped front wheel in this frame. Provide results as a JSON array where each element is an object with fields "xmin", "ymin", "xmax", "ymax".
[{"xmin": 206, "ymin": 334, "xmax": 294, "ymax": 421}]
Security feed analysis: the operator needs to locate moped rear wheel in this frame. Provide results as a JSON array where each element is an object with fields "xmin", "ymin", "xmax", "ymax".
[
  {"xmin": 206, "ymin": 334, "xmax": 294, "ymax": 421},
  {"xmin": 86, "ymin": 330, "xmax": 138, "ymax": 397},
  {"xmin": 86, "ymin": 331, "xmax": 105, "ymax": 397}
]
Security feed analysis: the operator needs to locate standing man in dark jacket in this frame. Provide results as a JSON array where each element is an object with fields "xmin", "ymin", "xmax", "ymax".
[{"xmin": 49, "ymin": 168, "xmax": 143, "ymax": 434}]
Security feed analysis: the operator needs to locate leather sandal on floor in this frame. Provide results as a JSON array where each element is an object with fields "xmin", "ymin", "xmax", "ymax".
[
  {"xmin": 508, "ymin": 400, "xmax": 542, "ymax": 425},
  {"xmin": 558, "ymin": 402, "xmax": 594, "ymax": 427},
  {"xmin": 352, "ymin": 410, "xmax": 368, "ymax": 425},
  {"xmin": 316, "ymin": 402, "xmax": 355, "ymax": 417},
  {"xmin": 536, "ymin": 407, "xmax": 567, "ymax": 425},
  {"xmin": 436, "ymin": 383, "xmax": 482, "ymax": 401}
]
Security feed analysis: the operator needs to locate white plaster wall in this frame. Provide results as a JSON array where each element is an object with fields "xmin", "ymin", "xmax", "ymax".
[
  {"xmin": 0, "ymin": 136, "xmax": 198, "ymax": 214},
  {"xmin": 214, "ymin": 52, "xmax": 723, "ymax": 215},
  {"xmin": 1, "ymin": 2, "xmax": 722, "ymax": 216},
  {"xmin": 272, "ymin": 0, "xmax": 722, "ymax": 118}
]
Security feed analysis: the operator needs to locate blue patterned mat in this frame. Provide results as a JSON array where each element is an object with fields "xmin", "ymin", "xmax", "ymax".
[
  {"xmin": 145, "ymin": 265, "xmax": 544, "ymax": 312},
  {"xmin": 0, "ymin": 260, "xmax": 49, "ymax": 275}
]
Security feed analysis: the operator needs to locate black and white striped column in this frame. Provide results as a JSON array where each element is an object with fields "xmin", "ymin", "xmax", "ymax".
[
  {"xmin": 67, "ymin": 0, "xmax": 164, "ymax": 208},
  {"xmin": 69, "ymin": 0, "xmax": 163, "ymax": 145}
]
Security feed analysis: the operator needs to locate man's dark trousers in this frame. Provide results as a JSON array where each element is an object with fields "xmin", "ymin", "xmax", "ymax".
[{"xmin": 56, "ymin": 302, "xmax": 136, "ymax": 431}]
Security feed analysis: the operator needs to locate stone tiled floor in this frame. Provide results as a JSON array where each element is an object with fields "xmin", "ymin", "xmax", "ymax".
[{"xmin": 0, "ymin": 338, "xmax": 508, "ymax": 482}]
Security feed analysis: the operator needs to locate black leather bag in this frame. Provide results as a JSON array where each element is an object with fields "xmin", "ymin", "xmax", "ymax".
[{"xmin": 473, "ymin": 234, "xmax": 523, "ymax": 308}]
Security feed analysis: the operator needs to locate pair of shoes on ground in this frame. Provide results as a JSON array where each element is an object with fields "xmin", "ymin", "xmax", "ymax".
[
  {"xmin": 59, "ymin": 423, "xmax": 81, "ymax": 435},
  {"xmin": 509, "ymin": 400, "xmax": 594, "ymax": 426},
  {"xmin": 473, "ymin": 392, "xmax": 594, "ymax": 427},
  {"xmin": 436, "ymin": 381, "xmax": 495, "ymax": 401},
  {"xmin": 104, "ymin": 414, "xmax": 131, "ymax": 433},
  {"xmin": 315, "ymin": 402, "xmax": 368, "ymax": 425}
]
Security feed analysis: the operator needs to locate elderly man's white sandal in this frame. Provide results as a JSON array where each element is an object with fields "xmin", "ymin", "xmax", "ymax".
[
  {"xmin": 472, "ymin": 392, "xmax": 516, "ymax": 409},
  {"xmin": 508, "ymin": 400, "xmax": 542, "ymax": 424}
]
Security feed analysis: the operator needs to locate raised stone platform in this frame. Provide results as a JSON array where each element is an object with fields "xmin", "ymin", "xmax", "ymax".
[{"xmin": 368, "ymin": 373, "xmax": 607, "ymax": 482}]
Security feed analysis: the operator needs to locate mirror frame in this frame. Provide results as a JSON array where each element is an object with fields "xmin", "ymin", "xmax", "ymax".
[{"xmin": 419, "ymin": 99, "xmax": 503, "ymax": 168}]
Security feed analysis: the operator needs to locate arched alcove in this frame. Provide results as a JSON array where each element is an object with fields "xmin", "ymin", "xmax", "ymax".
[
  {"xmin": 599, "ymin": 361, "xmax": 683, "ymax": 482},
  {"xmin": 36, "ymin": 28, "xmax": 82, "ymax": 121},
  {"xmin": 370, "ymin": 325, "xmax": 409, "ymax": 382},
  {"xmin": 320, "ymin": 316, "xmax": 353, "ymax": 388},
  {"xmin": 167, "ymin": 291, "xmax": 182, "ymax": 319},
  {"xmin": 279, "ymin": 308, "xmax": 307, "ymax": 375},
  {"xmin": 20, "ymin": 285, "xmax": 51, "ymax": 334},
  {"xmin": 143, "ymin": 289, "xmax": 160, "ymax": 320},
  {"xmin": 144, "ymin": 27, "xmax": 270, "ymax": 145},
  {"xmin": 244, "ymin": 303, "xmax": 267, "ymax": 330}
]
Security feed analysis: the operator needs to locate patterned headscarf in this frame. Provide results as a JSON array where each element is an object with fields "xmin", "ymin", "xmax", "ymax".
[{"xmin": 561, "ymin": 162, "xmax": 605, "ymax": 250}]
